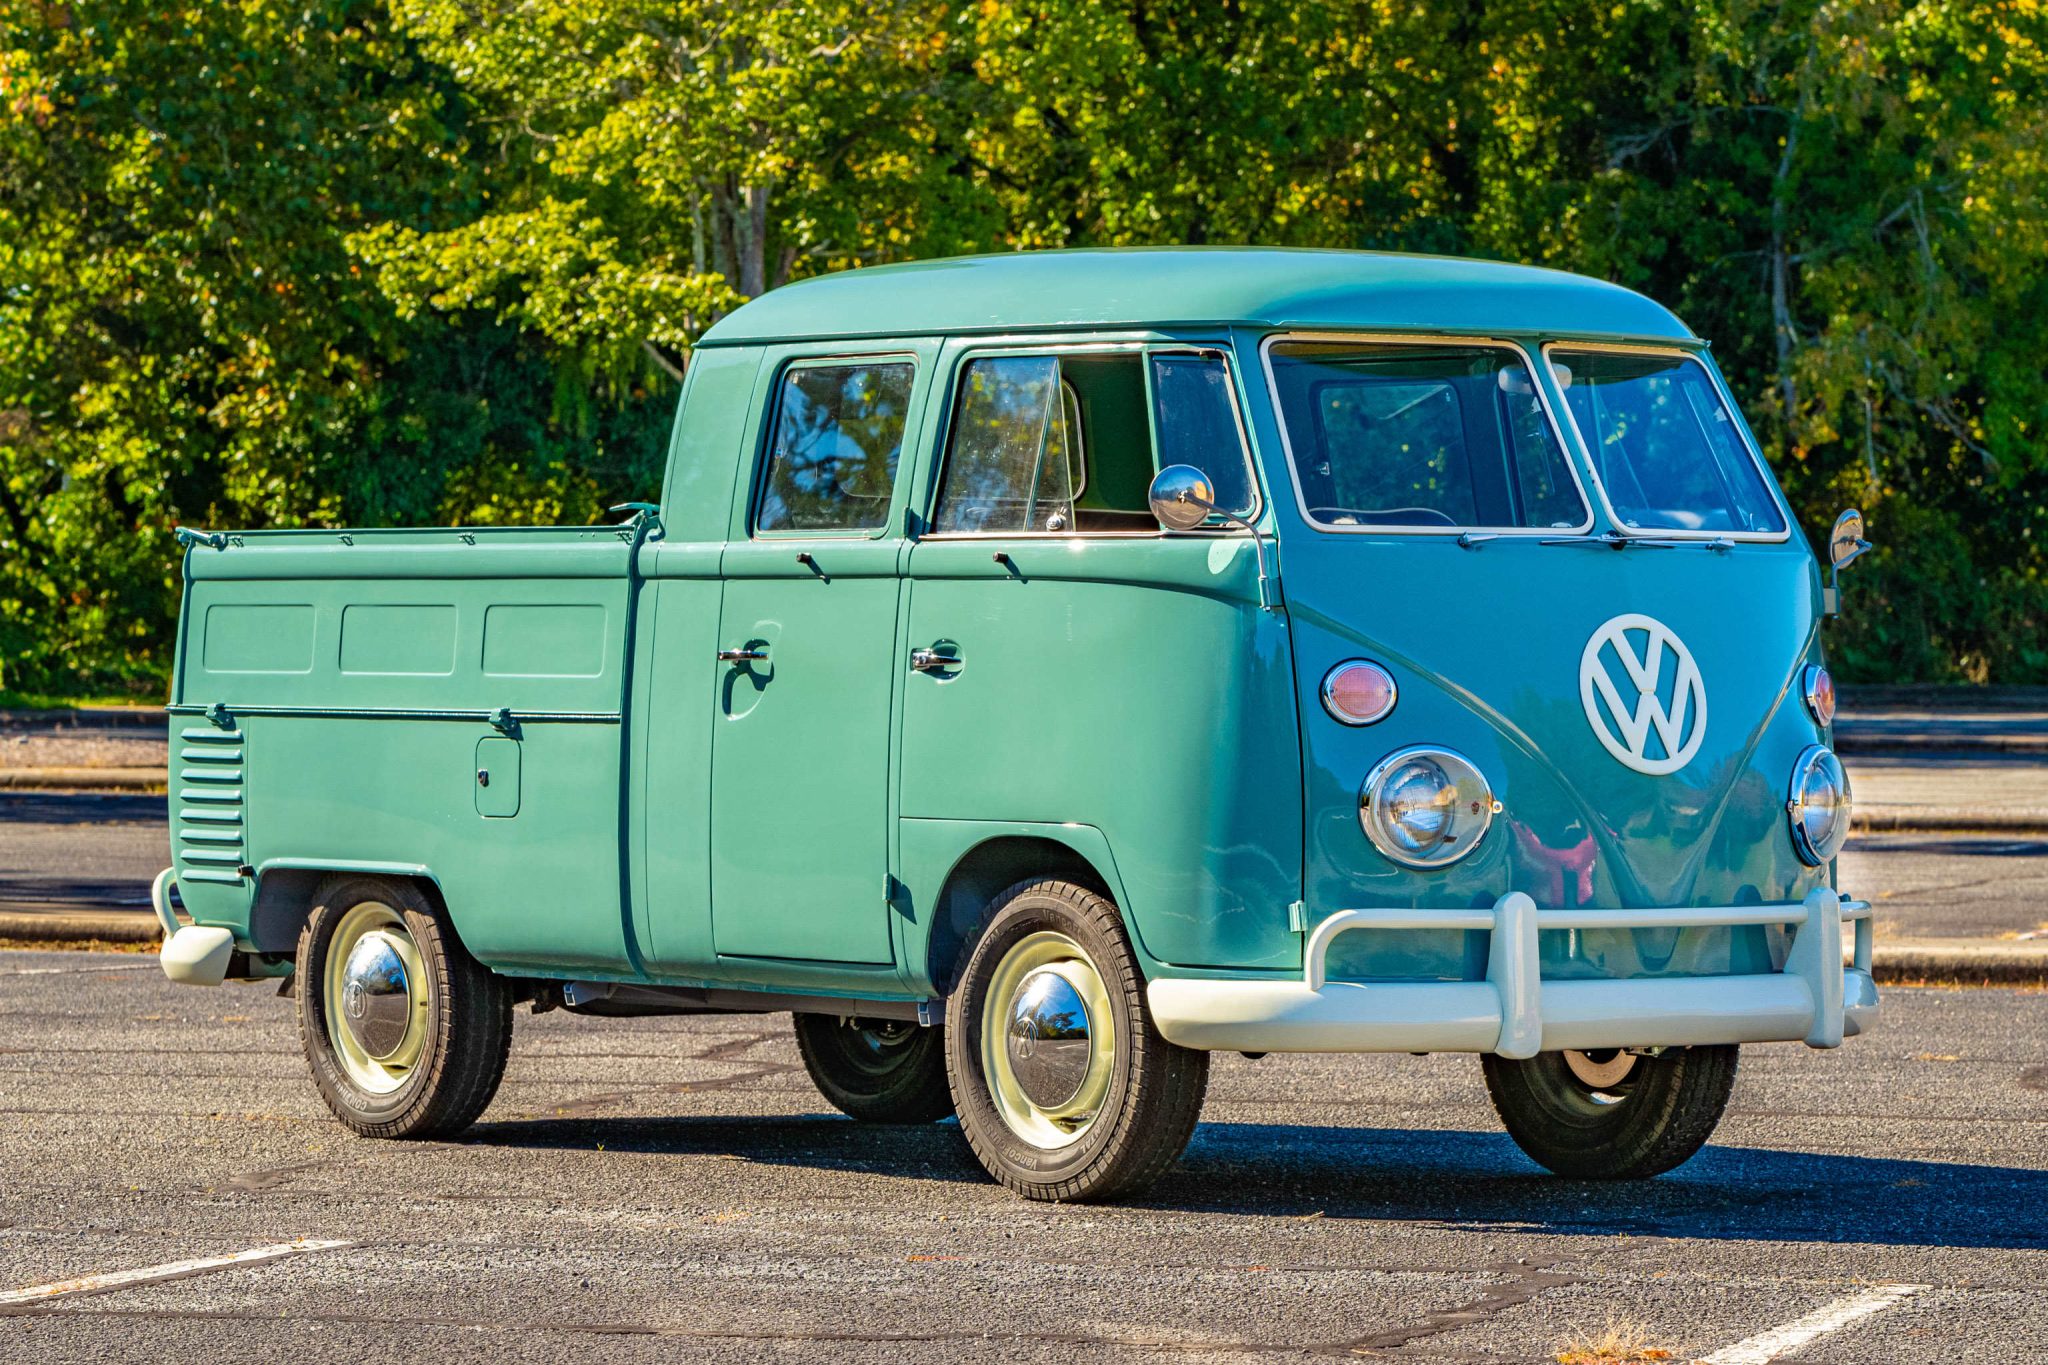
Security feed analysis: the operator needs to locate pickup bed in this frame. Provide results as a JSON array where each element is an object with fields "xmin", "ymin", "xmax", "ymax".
[{"xmin": 169, "ymin": 521, "xmax": 655, "ymax": 976}]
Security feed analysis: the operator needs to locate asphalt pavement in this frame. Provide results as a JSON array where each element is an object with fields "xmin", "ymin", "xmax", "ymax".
[{"xmin": 0, "ymin": 952, "xmax": 2041, "ymax": 1363}]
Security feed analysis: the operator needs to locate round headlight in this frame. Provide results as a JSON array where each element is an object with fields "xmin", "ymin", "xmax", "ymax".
[
  {"xmin": 1321, "ymin": 660, "xmax": 1398, "ymax": 726},
  {"xmin": 1787, "ymin": 744, "xmax": 1852, "ymax": 865},
  {"xmin": 1801, "ymin": 664, "xmax": 1837, "ymax": 727},
  {"xmin": 1359, "ymin": 746, "xmax": 1497, "ymax": 869}
]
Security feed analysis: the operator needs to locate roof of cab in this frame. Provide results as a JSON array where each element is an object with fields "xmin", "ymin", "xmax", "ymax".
[{"xmin": 696, "ymin": 247, "xmax": 1694, "ymax": 348}]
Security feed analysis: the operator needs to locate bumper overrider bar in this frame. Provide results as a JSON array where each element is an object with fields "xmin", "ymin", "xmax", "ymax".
[
  {"xmin": 1147, "ymin": 888, "xmax": 1876, "ymax": 1056},
  {"xmin": 152, "ymin": 868, "xmax": 239, "ymax": 986}
]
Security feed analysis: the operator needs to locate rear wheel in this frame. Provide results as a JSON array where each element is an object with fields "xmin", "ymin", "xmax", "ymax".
[
  {"xmin": 792, "ymin": 1014, "xmax": 953, "ymax": 1123},
  {"xmin": 1481, "ymin": 1045, "xmax": 1738, "ymax": 1179},
  {"xmin": 295, "ymin": 875, "xmax": 513, "ymax": 1139},
  {"xmin": 945, "ymin": 878, "xmax": 1208, "ymax": 1201}
]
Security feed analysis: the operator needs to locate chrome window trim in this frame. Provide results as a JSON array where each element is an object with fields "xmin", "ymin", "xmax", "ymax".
[
  {"xmin": 750, "ymin": 352, "xmax": 921, "ymax": 540},
  {"xmin": 1257, "ymin": 330, "xmax": 1596, "ymax": 537},
  {"xmin": 924, "ymin": 339, "xmax": 1263, "ymax": 538},
  {"xmin": 1541, "ymin": 341, "xmax": 1794, "ymax": 544}
]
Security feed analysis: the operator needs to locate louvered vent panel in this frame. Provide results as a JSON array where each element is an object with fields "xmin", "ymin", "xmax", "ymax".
[{"xmin": 176, "ymin": 725, "xmax": 246, "ymax": 885}]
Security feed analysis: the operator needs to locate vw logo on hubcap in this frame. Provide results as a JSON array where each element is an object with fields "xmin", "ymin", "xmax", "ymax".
[{"xmin": 1579, "ymin": 613, "xmax": 1707, "ymax": 775}]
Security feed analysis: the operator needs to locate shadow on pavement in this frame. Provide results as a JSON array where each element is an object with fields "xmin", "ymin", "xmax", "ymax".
[
  {"xmin": 1161, "ymin": 1123, "xmax": 2046, "ymax": 1250},
  {"xmin": 0, "ymin": 791, "xmax": 164, "ymax": 824},
  {"xmin": 470, "ymin": 1112, "xmax": 986, "ymax": 1185},
  {"xmin": 469, "ymin": 1113, "xmax": 2046, "ymax": 1250}
]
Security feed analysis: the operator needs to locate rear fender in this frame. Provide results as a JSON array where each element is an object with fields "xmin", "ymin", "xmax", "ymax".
[{"xmin": 249, "ymin": 859, "xmax": 446, "ymax": 956}]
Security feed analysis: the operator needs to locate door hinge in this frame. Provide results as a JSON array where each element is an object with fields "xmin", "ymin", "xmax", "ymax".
[{"xmin": 1288, "ymin": 901, "xmax": 1307, "ymax": 934}]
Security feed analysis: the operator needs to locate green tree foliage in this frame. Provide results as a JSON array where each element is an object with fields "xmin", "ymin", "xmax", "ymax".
[
  {"xmin": 0, "ymin": 1, "xmax": 671, "ymax": 693},
  {"xmin": 2, "ymin": 0, "xmax": 2043, "ymax": 689},
  {"xmin": 353, "ymin": 0, "xmax": 994, "ymax": 380}
]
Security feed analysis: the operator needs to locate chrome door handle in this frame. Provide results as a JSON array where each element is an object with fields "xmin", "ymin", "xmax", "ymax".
[
  {"xmin": 717, "ymin": 647, "xmax": 768, "ymax": 663},
  {"xmin": 910, "ymin": 648, "xmax": 958, "ymax": 672}
]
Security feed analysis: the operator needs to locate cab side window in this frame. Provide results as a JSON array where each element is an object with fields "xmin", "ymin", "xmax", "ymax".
[
  {"xmin": 933, "ymin": 356, "xmax": 1079, "ymax": 534},
  {"xmin": 756, "ymin": 361, "xmax": 916, "ymax": 533},
  {"xmin": 933, "ymin": 350, "xmax": 1255, "ymax": 535}
]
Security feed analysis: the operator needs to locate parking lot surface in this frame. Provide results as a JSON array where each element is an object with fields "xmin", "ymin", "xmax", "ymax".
[{"xmin": 0, "ymin": 952, "xmax": 2041, "ymax": 1363}]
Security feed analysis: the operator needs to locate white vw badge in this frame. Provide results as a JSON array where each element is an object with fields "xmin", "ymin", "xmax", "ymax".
[{"xmin": 1579, "ymin": 613, "xmax": 1707, "ymax": 775}]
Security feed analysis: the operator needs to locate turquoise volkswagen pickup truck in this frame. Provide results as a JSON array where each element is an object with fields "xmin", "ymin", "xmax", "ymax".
[{"xmin": 155, "ymin": 248, "xmax": 1874, "ymax": 1201}]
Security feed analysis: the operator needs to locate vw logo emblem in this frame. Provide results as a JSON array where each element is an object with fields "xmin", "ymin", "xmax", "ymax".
[
  {"xmin": 342, "ymin": 978, "xmax": 367, "ymax": 1021},
  {"xmin": 1579, "ymin": 613, "xmax": 1707, "ymax": 775},
  {"xmin": 1015, "ymin": 1017, "xmax": 1039, "ymax": 1060}
]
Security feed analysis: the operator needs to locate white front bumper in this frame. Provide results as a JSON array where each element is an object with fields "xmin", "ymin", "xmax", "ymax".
[{"xmin": 1147, "ymin": 888, "xmax": 1877, "ymax": 1056}]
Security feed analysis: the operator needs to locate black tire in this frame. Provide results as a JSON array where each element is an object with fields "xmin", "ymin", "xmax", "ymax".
[
  {"xmin": 1481, "ymin": 1044, "xmax": 1738, "ymax": 1179},
  {"xmin": 295, "ymin": 875, "xmax": 513, "ymax": 1140},
  {"xmin": 792, "ymin": 1014, "xmax": 954, "ymax": 1123},
  {"xmin": 945, "ymin": 878, "xmax": 1209, "ymax": 1202}
]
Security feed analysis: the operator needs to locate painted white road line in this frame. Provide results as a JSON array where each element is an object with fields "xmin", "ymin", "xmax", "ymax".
[
  {"xmin": 0, "ymin": 963, "xmax": 156, "ymax": 977},
  {"xmin": 0, "ymin": 1238, "xmax": 353, "ymax": 1309},
  {"xmin": 1698, "ymin": 1283, "xmax": 1929, "ymax": 1365}
]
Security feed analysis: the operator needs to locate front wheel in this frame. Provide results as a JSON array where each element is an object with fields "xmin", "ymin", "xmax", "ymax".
[
  {"xmin": 793, "ymin": 1014, "xmax": 953, "ymax": 1123},
  {"xmin": 945, "ymin": 878, "xmax": 1208, "ymax": 1202},
  {"xmin": 295, "ymin": 875, "xmax": 513, "ymax": 1139},
  {"xmin": 1481, "ymin": 1044, "xmax": 1738, "ymax": 1179}
]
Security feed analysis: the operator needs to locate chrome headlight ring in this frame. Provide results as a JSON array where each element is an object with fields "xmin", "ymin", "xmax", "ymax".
[
  {"xmin": 1359, "ymin": 745, "xmax": 1499, "ymax": 870},
  {"xmin": 1787, "ymin": 743, "xmax": 1852, "ymax": 865}
]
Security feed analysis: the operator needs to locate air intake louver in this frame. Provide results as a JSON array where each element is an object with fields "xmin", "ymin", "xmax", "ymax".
[{"xmin": 176, "ymin": 725, "xmax": 246, "ymax": 885}]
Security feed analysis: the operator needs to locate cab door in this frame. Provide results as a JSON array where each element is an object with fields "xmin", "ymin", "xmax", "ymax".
[{"xmin": 708, "ymin": 355, "xmax": 921, "ymax": 965}]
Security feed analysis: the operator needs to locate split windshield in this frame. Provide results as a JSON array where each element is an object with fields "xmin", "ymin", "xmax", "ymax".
[
  {"xmin": 1265, "ymin": 340, "xmax": 1588, "ymax": 531},
  {"xmin": 1551, "ymin": 349, "xmax": 1786, "ymax": 536}
]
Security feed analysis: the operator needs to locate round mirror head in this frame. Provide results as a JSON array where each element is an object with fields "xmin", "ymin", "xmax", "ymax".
[
  {"xmin": 1830, "ymin": 508, "xmax": 1866, "ymax": 566},
  {"xmin": 1148, "ymin": 464, "xmax": 1216, "ymax": 532}
]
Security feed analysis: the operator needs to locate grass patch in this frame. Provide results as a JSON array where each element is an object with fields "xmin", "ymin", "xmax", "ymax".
[
  {"xmin": 1554, "ymin": 1319, "xmax": 1676, "ymax": 1364},
  {"xmin": 0, "ymin": 688, "xmax": 163, "ymax": 712},
  {"xmin": 0, "ymin": 936, "xmax": 159, "ymax": 953}
]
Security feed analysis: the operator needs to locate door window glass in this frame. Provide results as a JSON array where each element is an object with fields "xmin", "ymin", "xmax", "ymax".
[
  {"xmin": 933, "ymin": 356, "xmax": 1079, "ymax": 534},
  {"xmin": 756, "ymin": 361, "xmax": 915, "ymax": 533},
  {"xmin": 934, "ymin": 350, "xmax": 1258, "ymax": 534},
  {"xmin": 1266, "ymin": 341, "xmax": 1588, "ymax": 530},
  {"xmin": 1150, "ymin": 354, "xmax": 1256, "ymax": 519}
]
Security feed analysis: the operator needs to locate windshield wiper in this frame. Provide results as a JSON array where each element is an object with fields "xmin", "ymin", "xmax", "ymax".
[{"xmin": 1540, "ymin": 531, "xmax": 1734, "ymax": 552}]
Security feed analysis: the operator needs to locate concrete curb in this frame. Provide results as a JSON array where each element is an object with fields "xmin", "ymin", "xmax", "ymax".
[
  {"xmin": 0, "ymin": 768, "xmax": 166, "ymax": 791},
  {"xmin": 0, "ymin": 910, "xmax": 160, "ymax": 944},
  {"xmin": 1870, "ymin": 938, "xmax": 2048, "ymax": 987},
  {"xmin": 0, "ymin": 706, "xmax": 165, "ymax": 731},
  {"xmin": 1852, "ymin": 810, "xmax": 2048, "ymax": 835},
  {"xmin": 1837, "ymin": 735, "xmax": 2048, "ymax": 757}
]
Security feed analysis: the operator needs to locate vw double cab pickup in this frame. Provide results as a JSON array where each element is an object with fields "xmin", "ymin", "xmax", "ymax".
[{"xmin": 156, "ymin": 248, "xmax": 1872, "ymax": 1200}]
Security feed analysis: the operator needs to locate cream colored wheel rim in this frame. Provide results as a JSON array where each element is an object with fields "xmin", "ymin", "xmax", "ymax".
[
  {"xmin": 323, "ymin": 902, "xmax": 430, "ymax": 1096},
  {"xmin": 980, "ymin": 931, "xmax": 1117, "ymax": 1150},
  {"xmin": 1563, "ymin": 1048, "xmax": 1638, "ymax": 1099}
]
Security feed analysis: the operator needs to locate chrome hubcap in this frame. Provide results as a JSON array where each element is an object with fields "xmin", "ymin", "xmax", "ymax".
[
  {"xmin": 980, "ymin": 931, "xmax": 1118, "ymax": 1150},
  {"xmin": 321, "ymin": 902, "xmax": 429, "ymax": 1095},
  {"xmin": 339, "ymin": 932, "xmax": 413, "ymax": 1061},
  {"xmin": 1004, "ymin": 966, "xmax": 1094, "ymax": 1110}
]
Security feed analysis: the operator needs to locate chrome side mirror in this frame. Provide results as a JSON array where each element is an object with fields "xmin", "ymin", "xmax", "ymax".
[
  {"xmin": 1824, "ymin": 508, "xmax": 1871, "ymax": 618},
  {"xmin": 1829, "ymin": 508, "xmax": 1870, "ymax": 570},
  {"xmin": 1146, "ymin": 464, "xmax": 1279, "ymax": 612},
  {"xmin": 1148, "ymin": 464, "xmax": 1218, "ymax": 532}
]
